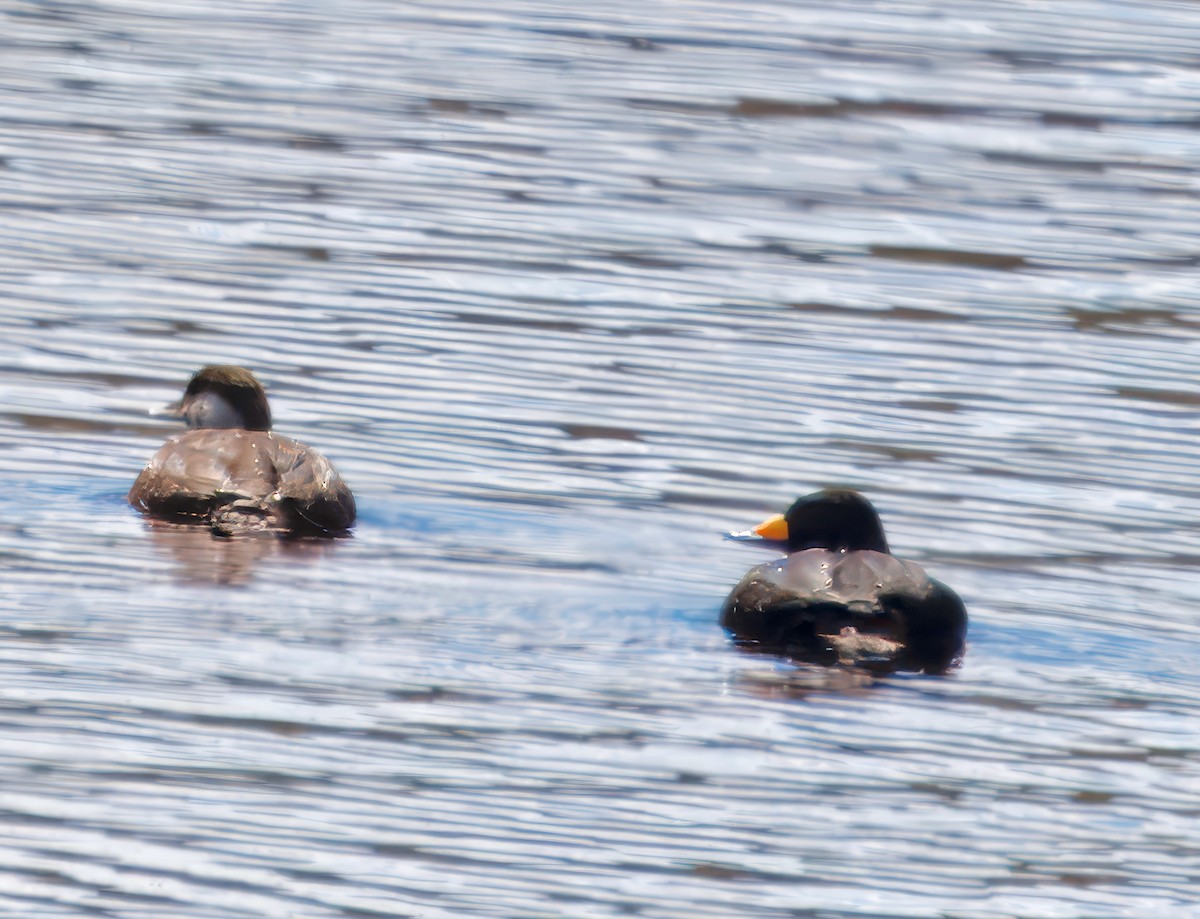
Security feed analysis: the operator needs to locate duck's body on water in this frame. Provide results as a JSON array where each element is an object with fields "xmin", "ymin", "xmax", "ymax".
[
  {"xmin": 722, "ymin": 489, "xmax": 967, "ymax": 673},
  {"xmin": 129, "ymin": 365, "xmax": 355, "ymax": 536}
]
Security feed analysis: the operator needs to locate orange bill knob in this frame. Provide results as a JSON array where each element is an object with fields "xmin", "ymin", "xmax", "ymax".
[{"xmin": 724, "ymin": 512, "xmax": 789, "ymax": 547}]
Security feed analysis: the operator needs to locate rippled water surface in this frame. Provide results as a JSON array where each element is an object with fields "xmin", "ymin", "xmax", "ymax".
[{"xmin": 2, "ymin": 1, "xmax": 1200, "ymax": 915}]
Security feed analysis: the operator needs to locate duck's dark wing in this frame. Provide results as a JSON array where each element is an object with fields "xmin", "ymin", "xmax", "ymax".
[
  {"xmin": 265, "ymin": 434, "xmax": 356, "ymax": 533},
  {"xmin": 721, "ymin": 549, "xmax": 966, "ymax": 672},
  {"xmin": 721, "ymin": 549, "xmax": 923, "ymax": 636},
  {"xmin": 879, "ymin": 576, "xmax": 967, "ymax": 674},
  {"xmin": 128, "ymin": 430, "xmax": 277, "ymax": 522}
]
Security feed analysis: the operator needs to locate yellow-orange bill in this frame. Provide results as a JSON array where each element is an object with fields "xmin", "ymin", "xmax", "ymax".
[
  {"xmin": 724, "ymin": 512, "xmax": 790, "ymax": 543},
  {"xmin": 751, "ymin": 513, "xmax": 789, "ymax": 542}
]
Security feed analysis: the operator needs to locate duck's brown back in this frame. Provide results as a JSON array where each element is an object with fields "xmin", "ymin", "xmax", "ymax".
[{"xmin": 129, "ymin": 429, "xmax": 355, "ymax": 533}]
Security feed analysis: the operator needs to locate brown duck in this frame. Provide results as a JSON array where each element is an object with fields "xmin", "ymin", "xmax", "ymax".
[
  {"xmin": 129, "ymin": 366, "xmax": 356, "ymax": 536},
  {"xmin": 721, "ymin": 489, "xmax": 966, "ymax": 673}
]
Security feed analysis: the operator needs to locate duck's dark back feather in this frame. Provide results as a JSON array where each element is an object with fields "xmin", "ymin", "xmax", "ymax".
[
  {"xmin": 721, "ymin": 549, "xmax": 966, "ymax": 672},
  {"xmin": 129, "ymin": 429, "xmax": 355, "ymax": 534}
]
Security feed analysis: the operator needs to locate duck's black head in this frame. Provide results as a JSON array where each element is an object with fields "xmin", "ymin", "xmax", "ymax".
[
  {"xmin": 177, "ymin": 365, "xmax": 272, "ymax": 432},
  {"xmin": 728, "ymin": 488, "xmax": 890, "ymax": 554}
]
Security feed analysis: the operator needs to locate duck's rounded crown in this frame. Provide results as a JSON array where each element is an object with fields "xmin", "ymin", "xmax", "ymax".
[
  {"xmin": 179, "ymin": 364, "xmax": 272, "ymax": 431},
  {"xmin": 781, "ymin": 488, "xmax": 890, "ymax": 554}
]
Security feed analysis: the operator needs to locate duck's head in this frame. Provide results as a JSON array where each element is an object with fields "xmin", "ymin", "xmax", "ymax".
[
  {"xmin": 173, "ymin": 365, "xmax": 272, "ymax": 432},
  {"xmin": 727, "ymin": 488, "xmax": 890, "ymax": 554}
]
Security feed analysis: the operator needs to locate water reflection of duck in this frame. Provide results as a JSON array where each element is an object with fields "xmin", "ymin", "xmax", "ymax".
[
  {"xmin": 128, "ymin": 365, "xmax": 356, "ymax": 536},
  {"xmin": 721, "ymin": 489, "xmax": 966, "ymax": 673}
]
